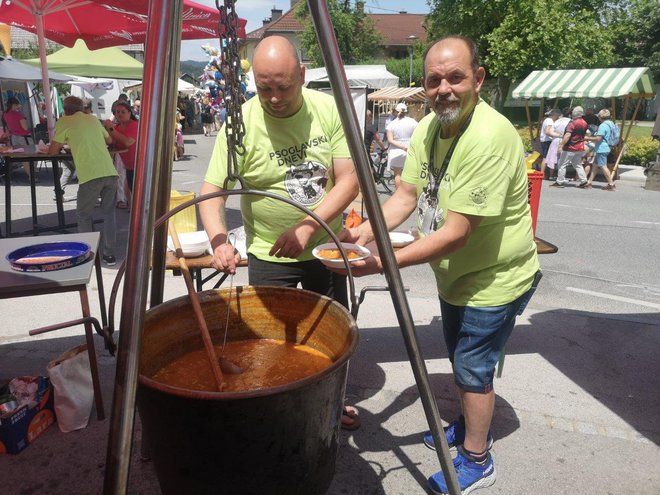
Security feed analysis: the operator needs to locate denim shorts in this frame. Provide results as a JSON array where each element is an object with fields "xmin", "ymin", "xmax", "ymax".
[
  {"xmin": 439, "ymin": 289, "xmax": 533, "ymax": 393},
  {"xmin": 594, "ymin": 152, "xmax": 608, "ymax": 166}
]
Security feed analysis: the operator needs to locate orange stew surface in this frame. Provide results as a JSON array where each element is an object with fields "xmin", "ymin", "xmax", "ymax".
[{"xmin": 152, "ymin": 339, "xmax": 333, "ymax": 392}]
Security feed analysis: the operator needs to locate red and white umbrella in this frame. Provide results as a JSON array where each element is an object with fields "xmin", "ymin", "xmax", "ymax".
[{"xmin": 0, "ymin": 0, "xmax": 246, "ymax": 135}]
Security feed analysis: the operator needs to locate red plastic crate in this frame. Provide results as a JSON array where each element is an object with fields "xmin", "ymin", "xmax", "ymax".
[{"xmin": 527, "ymin": 171, "xmax": 543, "ymax": 237}]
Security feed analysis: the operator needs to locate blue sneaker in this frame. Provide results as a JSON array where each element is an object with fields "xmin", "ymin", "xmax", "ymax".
[
  {"xmin": 423, "ymin": 416, "xmax": 493, "ymax": 451},
  {"xmin": 428, "ymin": 447, "xmax": 496, "ymax": 495}
]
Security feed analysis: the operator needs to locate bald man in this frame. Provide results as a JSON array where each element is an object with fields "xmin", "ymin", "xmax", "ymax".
[
  {"xmin": 200, "ymin": 36, "xmax": 359, "ymax": 426},
  {"xmin": 340, "ymin": 36, "xmax": 540, "ymax": 493}
]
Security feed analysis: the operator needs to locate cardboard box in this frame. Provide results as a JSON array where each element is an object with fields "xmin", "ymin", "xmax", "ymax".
[{"xmin": 0, "ymin": 377, "xmax": 56, "ymax": 455}]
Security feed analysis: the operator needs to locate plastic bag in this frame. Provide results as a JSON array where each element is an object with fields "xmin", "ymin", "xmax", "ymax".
[{"xmin": 47, "ymin": 345, "xmax": 93, "ymax": 433}]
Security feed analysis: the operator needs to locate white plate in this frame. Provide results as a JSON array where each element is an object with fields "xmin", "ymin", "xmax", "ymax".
[
  {"xmin": 167, "ymin": 230, "xmax": 211, "ymax": 258},
  {"xmin": 312, "ymin": 242, "xmax": 371, "ymax": 268},
  {"xmin": 389, "ymin": 232, "xmax": 415, "ymax": 248}
]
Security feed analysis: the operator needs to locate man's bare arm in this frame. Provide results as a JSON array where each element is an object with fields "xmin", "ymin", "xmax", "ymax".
[{"xmin": 199, "ymin": 181, "xmax": 240, "ymax": 273}]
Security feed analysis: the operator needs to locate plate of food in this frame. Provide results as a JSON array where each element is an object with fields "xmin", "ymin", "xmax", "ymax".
[
  {"xmin": 6, "ymin": 242, "xmax": 92, "ymax": 272},
  {"xmin": 389, "ymin": 232, "xmax": 415, "ymax": 248},
  {"xmin": 312, "ymin": 242, "xmax": 371, "ymax": 267}
]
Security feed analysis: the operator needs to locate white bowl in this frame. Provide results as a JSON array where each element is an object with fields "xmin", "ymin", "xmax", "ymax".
[
  {"xmin": 389, "ymin": 232, "xmax": 415, "ymax": 248},
  {"xmin": 312, "ymin": 242, "xmax": 371, "ymax": 268},
  {"xmin": 167, "ymin": 230, "xmax": 211, "ymax": 257}
]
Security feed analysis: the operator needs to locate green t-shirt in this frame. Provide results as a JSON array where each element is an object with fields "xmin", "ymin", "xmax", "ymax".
[
  {"xmin": 402, "ymin": 99, "xmax": 540, "ymax": 306},
  {"xmin": 53, "ymin": 112, "xmax": 116, "ymax": 185},
  {"xmin": 205, "ymin": 88, "xmax": 350, "ymax": 262}
]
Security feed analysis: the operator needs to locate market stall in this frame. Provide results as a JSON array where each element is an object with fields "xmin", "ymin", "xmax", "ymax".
[{"xmin": 512, "ymin": 67, "xmax": 656, "ymax": 176}]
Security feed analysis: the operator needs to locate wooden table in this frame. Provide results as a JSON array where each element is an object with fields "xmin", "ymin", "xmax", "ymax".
[
  {"xmin": 165, "ymin": 250, "xmax": 247, "ymax": 292},
  {"xmin": 1, "ymin": 146, "xmax": 70, "ymax": 236},
  {"xmin": 0, "ymin": 232, "xmax": 109, "ymax": 420},
  {"xmin": 1, "ymin": 146, "xmax": 124, "ymax": 237},
  {"xmin": 164, "ymin": 233, "xmax": 558, "ymax": 292}
]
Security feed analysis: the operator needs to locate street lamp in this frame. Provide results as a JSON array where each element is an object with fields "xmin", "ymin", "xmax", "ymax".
[{"xmin": 408, "ymin": 34, "xmax": 417, "ymax": 87}]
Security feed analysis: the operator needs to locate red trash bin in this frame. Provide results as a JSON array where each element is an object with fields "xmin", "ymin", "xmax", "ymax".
[{"xmin": 527, "ymin": 170, "xmax": 543, "ymax": 237}]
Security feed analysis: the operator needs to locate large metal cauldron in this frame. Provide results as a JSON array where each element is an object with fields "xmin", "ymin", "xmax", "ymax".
[{"xmin": 137, "ymin": 285, "xmax": 358, "ymax": 495}]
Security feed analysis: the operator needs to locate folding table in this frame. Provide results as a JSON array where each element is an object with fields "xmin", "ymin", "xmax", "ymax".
[{"xmin": 0, "ymin": 232, "xmax": 109, "ymax": 419}]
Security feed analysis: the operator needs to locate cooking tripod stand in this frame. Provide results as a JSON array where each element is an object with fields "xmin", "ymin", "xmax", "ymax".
[{"xmin": 102, "ymin": 2, "xmax": 460, "ymax": 494}]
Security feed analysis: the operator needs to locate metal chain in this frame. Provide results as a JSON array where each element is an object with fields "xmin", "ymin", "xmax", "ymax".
[{"xmin": 216, "ymin": 0, "xmax": 246, "ymax": 188}]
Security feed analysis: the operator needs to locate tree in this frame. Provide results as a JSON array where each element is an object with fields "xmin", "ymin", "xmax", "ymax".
[
  {"xmin": 384, "ymin": 43, "xmax": 426, "ymax": 88},
  {"xmin": 295, "ymin": 0, "xmax": 382, "ymax": 67},
  {"xmin": 426, "ymin": 0, "xmax": 616, "ymax": 109},
  {"xmin": 607, "ymin": 0, "xmax": 660, "ymax": 80},
  {"xmin": 485, "ymin": 0, "xmax": 616, "ymax": 108}
]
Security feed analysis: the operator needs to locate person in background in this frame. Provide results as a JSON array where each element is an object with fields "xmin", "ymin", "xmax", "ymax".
[
  {"xmin": 3, "ymin": 96, "xmax": 34, "ymax": 181},
  {"xmin": 111, "ymin": 93, "xmax": 130, "ymax": 115},
  {"xmin": 340, "ymin": 35, "xmax": 540, "ymax": 494},
  {"xmin": 211, "ymin": 92, "xmax": 225, "ymax": 131},
  {"xmin": 57, "ymin": 98, "xmax": 94, "ymax": 197},
  {"xmin": 185, "ymin": 96, "xmax": 195, "ymax": 129},
  {"xmin": 386, "ymin": 102, "xmax": 418, "ymax": 190},
  {"xmin": 539, "ymin": 108, "xmax": 561, "ymax": 177},
  {"xmin": 545, "ymin": 107, "xmax": 571, "ymax": 179},
  {"xmin": 583, "ymin": 107, "xmax": 600, "ymax": 130},
  {"xmin": 201, "ymin": 97, "xmax": 214, "ymax": 137},
  {"xmin": 583, "ymin": 108, "xmax": 617, "ymax": 191},
  {"xmin": 105, "ymin": 101, "xmax": 138, "ymax": 193},
  {"xmin": 132, "ymin": 99, "xmax": 141, "ymax": 120},
  {"xmin": 364, "ymin": 109, "xmax": 385, "ymax": 152},
  {"xmin": 199, "ymin": 35, "xmax": 360, "ymax": 430},
  {"xmin": 48, "ymin": 96, "xmax": 118, "ymax": 265},
  {"xmin": 384, "ymin": 106, "xmax": 397, "ymax": 131},
  {"xmin": 550, "ymin": 106, "xmax": 589, "ymax": 188}
]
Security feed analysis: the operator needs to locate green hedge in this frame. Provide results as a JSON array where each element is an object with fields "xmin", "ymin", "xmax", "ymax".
[
  {"xmin": 517, "ymin": 128, "xmax": 532, "ymax": 152},
  {"xmin": 621, "ymin": 137, "xmax": 658, "ymax": 166}
]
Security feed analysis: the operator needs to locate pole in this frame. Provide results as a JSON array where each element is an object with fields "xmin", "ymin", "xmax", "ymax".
[
  {"xmin": 34, "ymin": 14, "xmax": 54, "ymax": 139},
  {"xmin": 103, "ymin": 0, "xmax": 183, "ymax": 493},
  {"xmin": 407, "ymin": 34, "xmax": 417, "ymax": 87},
  {"xmin": 307, "ymin": 3, "xmax": 461, "ymax": 494}
]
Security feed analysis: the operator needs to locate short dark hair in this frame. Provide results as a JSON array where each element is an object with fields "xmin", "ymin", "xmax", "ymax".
[
  {"xmin": 422, "ymin": 35, "xmax": 481, "ymax": 82},
  {"xmin": 6, "ymin": 96, "xmax": 19, "ymax": 108},
  {"xmin": 63, "ymin": 96, "xmax": 84, "ymax": 115}
]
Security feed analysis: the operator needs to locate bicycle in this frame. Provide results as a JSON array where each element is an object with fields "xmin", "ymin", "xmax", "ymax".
[{"xmin": 369, "ymin": 147, "xmax": 394, "ymax": 194}]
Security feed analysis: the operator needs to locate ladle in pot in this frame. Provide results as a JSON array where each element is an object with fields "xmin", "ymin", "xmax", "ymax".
[{"xmin": 167, "ymin": 224, "xmax": 243, "ymax": 391}]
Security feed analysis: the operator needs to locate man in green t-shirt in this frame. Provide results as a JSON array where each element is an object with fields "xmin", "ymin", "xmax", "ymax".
[
  {"xmin": 48, "ymin": 96, "xmax": 118, "ymax": 265},
  {"xmin": 200, "ymin": 36, "xmax": 359, "ymax": 427},
  {"xmin": 341, "ymin": 36, "xmax": 540, "ymax": 494}
]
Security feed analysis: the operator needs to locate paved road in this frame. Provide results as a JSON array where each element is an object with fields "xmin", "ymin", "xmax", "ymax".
[{"xmin": 1, "ymin": 129, "xmax": 658, "ymax": 494}]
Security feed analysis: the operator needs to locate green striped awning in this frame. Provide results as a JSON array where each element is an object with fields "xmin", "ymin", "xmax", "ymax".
[{"xmin": 512, "ymin": 67, "xmax": 655, "ymax": 99}]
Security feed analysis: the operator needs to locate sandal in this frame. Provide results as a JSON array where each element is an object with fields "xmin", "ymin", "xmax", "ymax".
[
  {"xmin": 116, "ymin": 201, "xmax": 129, "ymax": 209},
  {"xmin": 603, "ymin": 184, "xmax": 616, "ymax": 191},
  {"xmin": 341, "ymin": 406, "xmax": 361, "ymax": 431}
]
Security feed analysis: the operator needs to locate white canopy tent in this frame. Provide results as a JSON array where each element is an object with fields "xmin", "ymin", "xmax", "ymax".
[
  {"xmin": 123, "ymin": 78, "xmax": 199, "ymax": 95},
  {"xmin": 304, "ymin": 65, "xmax": 398, "ymax": 89}
]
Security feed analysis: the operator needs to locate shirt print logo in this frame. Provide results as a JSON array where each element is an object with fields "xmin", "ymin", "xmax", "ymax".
[
  {"xmin": 469, "ymin": 187, "xmax": 487, "ymax": 207},
  {"xmin": 284, "ymin": 161, "xmax": 328, "ymax": 206}
]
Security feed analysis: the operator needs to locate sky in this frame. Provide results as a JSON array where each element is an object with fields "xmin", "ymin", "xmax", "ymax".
[{"xmin": 180, "ymin": 0, "xmax": 431, "ymax": 61}]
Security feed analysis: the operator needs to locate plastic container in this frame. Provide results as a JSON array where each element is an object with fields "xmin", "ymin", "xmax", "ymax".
[{"xmin": 169, "ymin": 190, "xmax": 197, "ymax": 233}]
